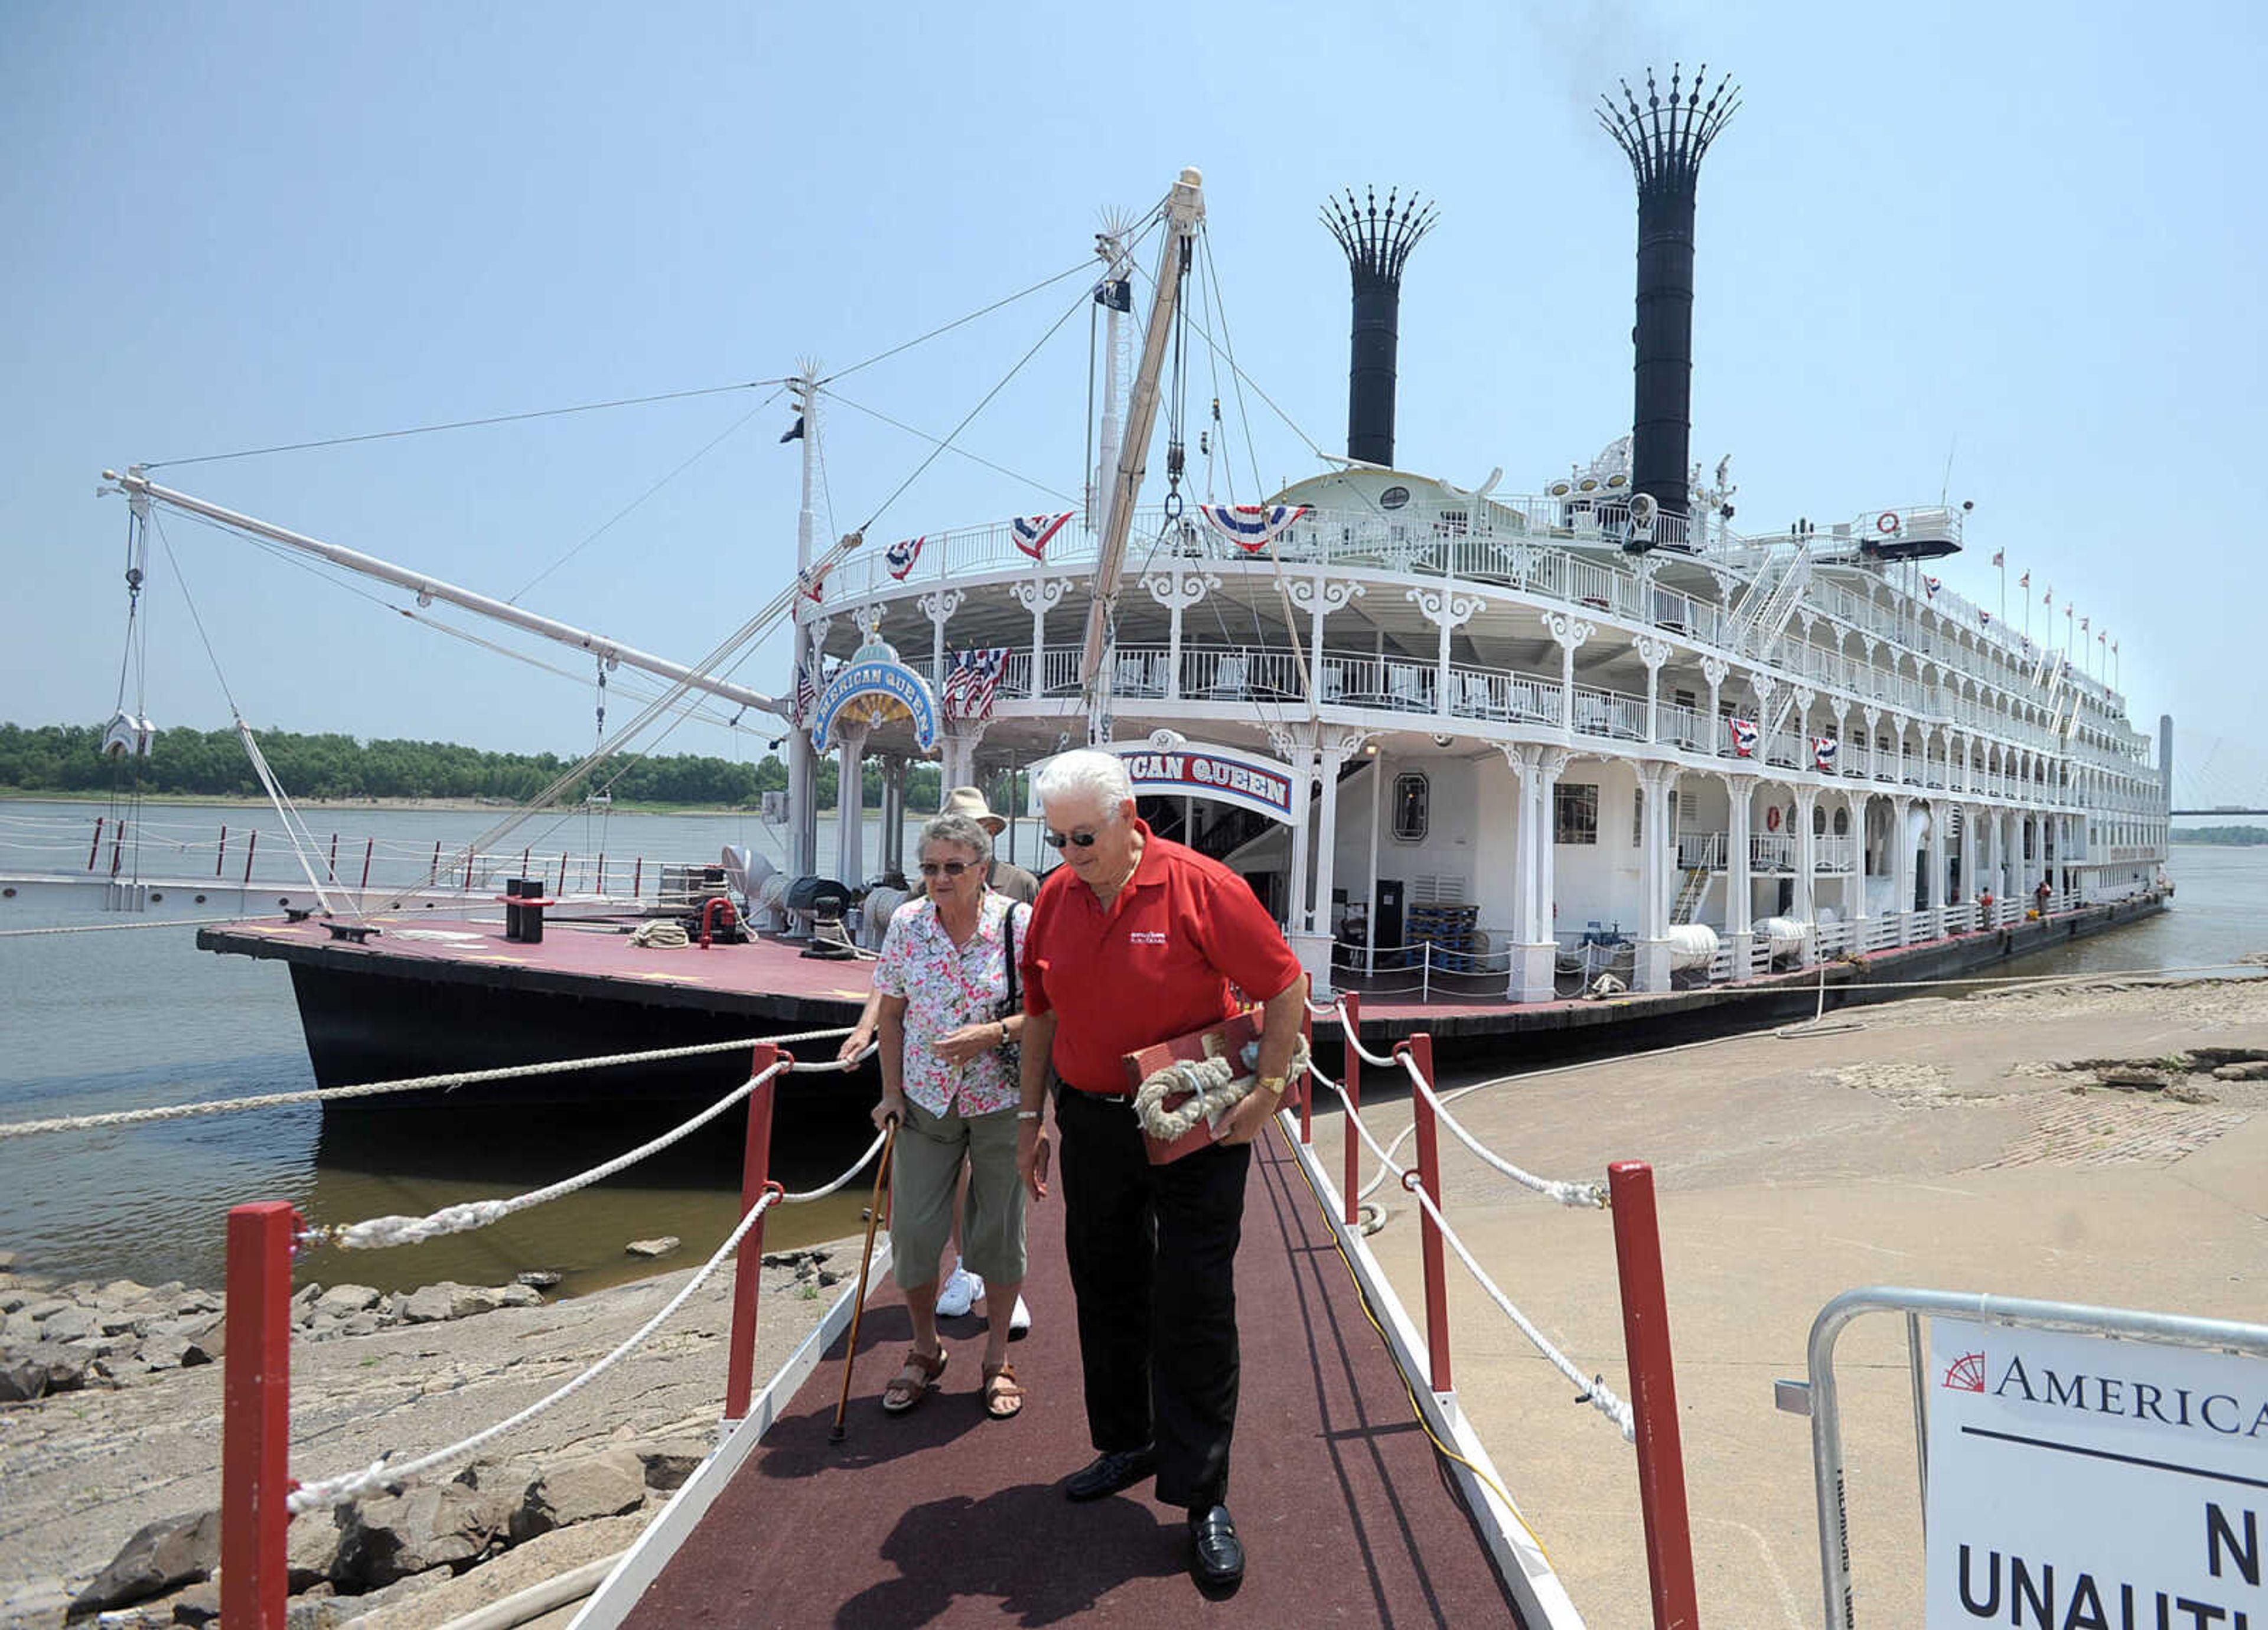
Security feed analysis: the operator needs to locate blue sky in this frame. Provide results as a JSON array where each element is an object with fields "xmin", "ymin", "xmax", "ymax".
[{"xmin": 4, "ymin": 1, "xmax": 2262, "ymax": 808}]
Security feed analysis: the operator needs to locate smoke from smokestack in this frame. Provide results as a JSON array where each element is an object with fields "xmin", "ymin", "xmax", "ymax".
[
  {"xmin": 1323, "ymin": 187, "xmax": 1438, "ymax": 468},
  {"xmin": 1600, "ymin": 64, "xmax": 1738, "ymax": 545}
]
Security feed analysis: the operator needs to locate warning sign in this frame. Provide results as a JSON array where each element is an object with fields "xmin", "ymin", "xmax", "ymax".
[{"xmin": 1926, "ymin": 1316, "xmax": 2267, "ymax": 1625}]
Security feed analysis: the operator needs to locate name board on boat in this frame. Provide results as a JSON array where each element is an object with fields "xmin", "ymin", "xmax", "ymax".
[
  {"xmin": 810, "ymin": 658, "xmax": 939, "ymax": 751},
  {"xmin": 1923, "ymin": 1315, "xmax": 2268, "ymax": 1625},
  {"xmin": 1110, "ymin": 739, "xmax": 1299, "ymax": 824}
]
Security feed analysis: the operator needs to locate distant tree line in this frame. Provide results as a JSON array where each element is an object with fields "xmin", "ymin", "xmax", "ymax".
[
  {"xmin": 2171, "ymin": 826, "xmax": 2268, "ymax": 847},
  {"xmin": 0, "ymin": 722, "xmax": 942, "ymax": 811}
]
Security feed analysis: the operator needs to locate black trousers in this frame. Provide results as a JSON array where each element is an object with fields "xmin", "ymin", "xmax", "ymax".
[{"xmin": 1054, "ymin": 1083, "xmax": 1251, "ymax": 1511}]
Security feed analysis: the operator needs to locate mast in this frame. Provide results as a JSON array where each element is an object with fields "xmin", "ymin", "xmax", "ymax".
[
  {"xmin": 105, "ymin": 470, "xmax": 791, "ymax": 718},
  {"xmin": 786, "ymin": 364, "xmax": 821, "ymax": 878},
  {"xmin": 1081, "ymin": 167, "xmax": 1205, "ymax": 743},
  {"xmin": 1090, "ymin": 223, "xmax": 1134, "ymax": 537}
]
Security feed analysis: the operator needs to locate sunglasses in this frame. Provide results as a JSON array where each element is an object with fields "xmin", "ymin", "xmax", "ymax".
[
  {"xmin": 1042, "ymin": 830, "xmax": 1100, "ymax": 850},
  {"xmin": 918, "ymin": 860, "xmax": 973, "ymax": 878}
]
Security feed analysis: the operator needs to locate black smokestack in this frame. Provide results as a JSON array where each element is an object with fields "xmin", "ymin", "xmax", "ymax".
[
  {"xmin": 1323, "ymin": 187, "xmax": 1436, "ymax": 468},
  {"xmin": 1601, "ymin": 65, "xmax": 1738, "ymax": 543}
]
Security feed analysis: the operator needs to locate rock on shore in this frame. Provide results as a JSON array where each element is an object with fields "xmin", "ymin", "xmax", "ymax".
[{"xmin": 0, "ymin": 1240, "xmax": 855, "ymax": 1626}]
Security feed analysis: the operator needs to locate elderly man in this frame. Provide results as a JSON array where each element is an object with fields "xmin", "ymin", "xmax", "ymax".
[{"xmin": 1015, "ymin": 749, "xmax": 1306, "ymax": 1594}]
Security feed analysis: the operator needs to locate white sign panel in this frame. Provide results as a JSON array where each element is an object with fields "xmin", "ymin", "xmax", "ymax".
[{"xmin": 1926, "ymin": 1316, "xmax": 2267, "ymax": 1625}]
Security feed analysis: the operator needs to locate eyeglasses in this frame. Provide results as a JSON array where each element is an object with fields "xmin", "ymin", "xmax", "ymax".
[
  {"xmin": 917, "ymin": 860, "xmax": 973, "ymax": 878},
  {"xmin": 1042, "ymin": 830, "xmax": 1100, "ymax": 850}
]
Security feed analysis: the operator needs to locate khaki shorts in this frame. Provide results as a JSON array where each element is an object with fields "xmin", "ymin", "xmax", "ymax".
[{"xmin": 889, "ymin": 1097, "xmax": 1028, "ymax": 1290}]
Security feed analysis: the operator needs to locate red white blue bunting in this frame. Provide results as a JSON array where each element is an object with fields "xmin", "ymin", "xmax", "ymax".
[
  {"xmin": 1813, "ymin": 736, "xmax": 1838, "ymax": 774},
  {"xmin": 1011, "ymin": 513, "xmax": 1074, "ymax": 560},
  {"xmin": 1729, "ymin": 717, "xmax": 1758, "ymax": 758},
  {"xmin": 1197, "ymin": 503, "xmax": 1311, "ymax": 554},
  {"xmin": 885, "ymin": 536, "xmax": 925, "ymax": 580}
]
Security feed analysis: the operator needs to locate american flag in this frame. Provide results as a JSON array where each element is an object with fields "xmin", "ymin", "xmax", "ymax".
[
  {"xmin": 801, "ymin": 563, "xmax": 827, "ymax": 603},
  {"xmin": 1729, "ymin": 717, "xmax": 1758, "ymax": 758},
  {"xmin": 943, "ymin": 647, "xmax": 1008, "ymax": 720},
  {"xmin": 1992, "ymin": 550, "xmax": 2004, "ymax": 567},
  {"xmin": 793, "ymin": 661, "xmax": 816, "ymax": 725}
]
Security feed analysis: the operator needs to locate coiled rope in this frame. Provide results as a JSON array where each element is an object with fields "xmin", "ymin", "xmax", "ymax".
[
  {"xmin": 0, "ymin": 1025, "xmax": 859, "ymax": 1142},
  {"xmin": 324, "ymin": 1046, "xmax": 879, "ymax": 1249}
]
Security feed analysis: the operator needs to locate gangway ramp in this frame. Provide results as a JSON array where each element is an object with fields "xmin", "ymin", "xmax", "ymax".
[{"xmin": 585, "ymin": 1127, "xmax": 1531, "ymax": 1627}]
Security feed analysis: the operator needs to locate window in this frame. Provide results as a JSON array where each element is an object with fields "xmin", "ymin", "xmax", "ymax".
[
  {"xmin": 1392, "ymin": 772, "xmax": 1429, "ymax": 842},
  {"xmin": 1555, "ymin": 783, "xmax": 1599, "ymax": 845},
  {"xmin": 1813, "ymin": 804, "xmax": 1828, "ymax": 836},
  {"xmin": 1833, "ymin": 806, "xmax": 1850, "ymax": 836}
]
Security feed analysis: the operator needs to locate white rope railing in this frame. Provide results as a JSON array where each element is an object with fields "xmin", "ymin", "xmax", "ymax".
[
  {"xmin": 1396, "ymin": 1053, "xmax": 1608, "ymax": 1210},
  {"xmin": 0, "ymin": 1025, "xmax": 858, "ymax": 1142},
  {"xmin": 1403, "ymin": 1179, "xmax": 1635, "ymax": 1440},
  {"xmin": 286, "ymin": 1105, "xmax": 899, "ymax": 1513},
  {"xmin": 324, "ymin": 1045, "xmax": 880, "ymax": 1250}
]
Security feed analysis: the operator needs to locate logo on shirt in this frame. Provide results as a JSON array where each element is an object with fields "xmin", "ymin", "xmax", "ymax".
[{"xmin": 1129, "ymin": 930, "xmax": 1168, "ymax": 946}]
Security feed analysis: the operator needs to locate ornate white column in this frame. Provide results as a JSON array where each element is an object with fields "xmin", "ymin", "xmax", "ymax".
[
  {"xmin": 1142, "ymin": 566, "xmax": 1220, "ymax": 700},
  {"xmin": 1533, "ymin": 745, "xmax": 1573, "ymax": 966},
  {"xmin": 836, "ymin": 719, "xmax": 871, "ymax": 886},
  {"xmin": 1635, "ymin": 635, "xmax": 1672, "ymax": 749},
  {"xmin": 1726, "ymin": 771, "xmax": 1756, "ymax": 976},
  {"xmin": 1288, "ymin": 575, "xmax": 1363, "ymax": 702},
  {"xmin": 1862, "ymin": 706, "xmax": 1882, "ymax": 782},
  {"xmin": 1268, "ymin": 722, "xmax": 1327, "ymax": 984},
  {"xmin": 1412, "ymin": 586, "xmax": 1485, "ymax": 719},
  {"xmin": 1793, "ymin": 785, "xmax": 1819, "ymax": 965},
  {"xmin": 917, "ymin": 589, "xmax": 963, "ymax": 690},
  {"xmin": 1889, "ymin": 794, "xmax": 1916, "ymax": 944},
  {"xmin": 1634, "ymin": 759, "xmax": 1680, "ymax": 992},
  {"xmin": 939, "ymin": 719, "xmax": 986, "ymax": 792},
  {"xmin": 1544, "ymin": 612, "xmax": 1596, "ymax": 734},
  {"xmin": 1009, "ymin": 573, "xmax": 1068, "ymax": 698}
]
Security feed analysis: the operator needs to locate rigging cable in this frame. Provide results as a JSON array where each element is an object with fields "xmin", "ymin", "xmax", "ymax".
[{"xmin": 822, "ymin": 390, "xmax": 1079, "ymax": 503}]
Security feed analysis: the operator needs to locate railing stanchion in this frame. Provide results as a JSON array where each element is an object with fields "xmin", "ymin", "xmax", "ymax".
[
  {"xmin": 221, "ymin": 1200, "xmax": 298, "ymax": 1630},
  {"xmin": 327, "ymin": 833, "xmax": 337, "ymax": 878},
  {"xmin": 1406, "ymin": 1032, "xmax": 1452, "ymax": 1393},
  {"xmin": 241, "ymin": 829, "xmax": 256, "ymax": 885},
  {"xmin": 89, "ymin": 816, "xmax": 105, "ymax": 873},
  {"xmin": 215, "ymin": 824, "xmax": 226, "ymax": 879},
  {"xmin": 1421, "ymin": 941, "xmax": 1432, "ymax": 1004},
  {"xmin": 632, "ymin": 856, "xmax": 643, "ymax": 899},
  {"xmin": 1298, "ymin": 975, "xmax": 1314, "ymax": 1146},
  {"xmin": 360, "ymin": 837, "xmax": 374, "ymax": 892},
  {"xmin": 1341, "ymin": 993, "xmax": 1363, "ymax": 1226},
  {"xmin": 724, "ymin": 1044, "xmax": 783, "ymax": 1423},
  {"xmin": 1608, "ymin": 1160, "xmax": 1700, "ymax": 1630}
]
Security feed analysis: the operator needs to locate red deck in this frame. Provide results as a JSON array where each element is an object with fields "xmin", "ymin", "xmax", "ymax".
[{"xmin": 618, "ymin": 1127, "xmax": 1521, "ymax": 1627}]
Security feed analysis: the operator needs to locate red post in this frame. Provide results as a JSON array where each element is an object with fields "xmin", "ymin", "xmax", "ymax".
[
  {"xmin": 463, "ymin": 847, "xmax": 475, "ymax": 891},
  {"xmin": 632, "ymin": 856, "xmax": 643, "ymax": 898},
  {"xmin": 724, "ymin": 1045, "xmax": 783, "ymax": 1422},
  {"xmin": 520, "ymin": 846, "xmax": 530, "ymax": 878},
  {"xmin": 558, "ymin": 850, "xmax": 568, "ymax": 896},
  {"xmin": 1608, "ymin": 1160, "xmax": 1700, "ymax": 1630},
  {"xmin": 89, "ymin": 816, "xmax": 105, "ymax": 872},
  {"xmin": 110, "ymin": 822, "xmax": 125, "ymax": 876},
  {"xmin": 597, "ymin": 852, "xmax": 606, "ymax": 894},
  {"xmin": 360, "ymin": 837, "xmax": 374, "ymax": 891},
  {"xmin": 429, "ymin": 840, "xmax": 442, "ymax": 884},
  {"xmin": 327, "ymin": 833, "xmax": 337, "ymax": 877},
  {"xmin": 1298, "ymin": 976, "xmax": 1315, "ymax": 1146},
  {"xmin": 1341, "ymin": 993, "xmax": 1363, "ymax": 1227},
  {"xmin": 1405, "ymin": 1032, "xmax": 1452, "ymax": 1393},
  {"xmin": 221, "ymin": 1201, "xmax": 298, "ymax": 1630},
  {"xmin": 216, "ymin": 824, "xmax": 227, "ymax": 878},
  {"xmin": 242, "ymin": 830, "xmax": 258, "ymax": 885}
]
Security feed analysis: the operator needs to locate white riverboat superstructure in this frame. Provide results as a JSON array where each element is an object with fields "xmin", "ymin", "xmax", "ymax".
[{"xmin": 782, "ymin": 139, "xmax": 2169, "ymax": 1006}]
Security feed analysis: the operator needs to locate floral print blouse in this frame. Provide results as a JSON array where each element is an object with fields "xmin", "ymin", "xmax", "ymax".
[{"xmin": 871, "ymin": 890, "xmax": 1033, "ymax": 1118}]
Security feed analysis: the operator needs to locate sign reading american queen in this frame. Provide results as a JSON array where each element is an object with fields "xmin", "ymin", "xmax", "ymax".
[
  {"xmin": 809, "ymin": 646, "xmax": 940, "ymax": 752},
  {"xmin": 1923, "ymin": 1315, "xmax": 2268, "ymax": 1626},
  {"xmin": 1034, "ymin": 736, "xmax": 1297, "ymax": 825}
]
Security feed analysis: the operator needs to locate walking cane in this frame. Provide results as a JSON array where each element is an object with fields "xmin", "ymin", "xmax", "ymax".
[{"xmin": 830, "ymin": 1114, "xmax": 899, "ymax": 1444}]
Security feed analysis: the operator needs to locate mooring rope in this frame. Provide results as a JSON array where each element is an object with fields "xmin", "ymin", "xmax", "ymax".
[
  {"xmin": 1394, "ymin": 1052, "xmax": 1608, "ymax": 1210},
  {"xmin": 0, "ymin": 1025, "xmax": 858, "ymax": 1142}
]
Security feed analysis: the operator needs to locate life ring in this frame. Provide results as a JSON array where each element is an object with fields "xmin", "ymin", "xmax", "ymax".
[
  {"xmin": 1765, "ymin": 806, "xmax": 1783, "ymax": 832},
  {"xmin": 1875, "ymin": 511, "xmax": 1901, "ymax": 535}
]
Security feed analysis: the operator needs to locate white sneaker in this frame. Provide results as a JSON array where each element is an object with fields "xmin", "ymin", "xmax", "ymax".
[
  {"xmin": 1008, "ymin": 1295, "xmax": 1032, "ymax": 1336},
  {"xmin": 936, "ymin": 1264, "xmax": 979, "ymax": 1318}
]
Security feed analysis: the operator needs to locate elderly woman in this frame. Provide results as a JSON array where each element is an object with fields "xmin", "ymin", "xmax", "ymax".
[{"xmin": 869, "ymin": 810, "xmax": 1034, "ymax": 1420}]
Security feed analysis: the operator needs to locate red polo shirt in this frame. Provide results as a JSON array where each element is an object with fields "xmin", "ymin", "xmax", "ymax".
[{"xmin": 1021, "ymin": 820, "xmax": 1304, "ymax": 1094}]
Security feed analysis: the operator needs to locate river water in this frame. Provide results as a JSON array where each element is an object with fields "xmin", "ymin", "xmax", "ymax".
[{"xmin": 2, "ymin": 799, "xmax": 2260, "ymax": 1298}]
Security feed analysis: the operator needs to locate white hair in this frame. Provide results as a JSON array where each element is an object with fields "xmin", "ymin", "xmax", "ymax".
[
  {"xmin": 920, "ymin": 811, "xmax": 993, "ymax": 868},
  {"xmin": 1033, "ymin": 749, "xmax": 1133, "ymax": 822}
]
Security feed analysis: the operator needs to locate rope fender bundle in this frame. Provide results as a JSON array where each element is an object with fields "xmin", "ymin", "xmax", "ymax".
[{"xmin": 1134, "ymin": 1034, "xmax": 1311, "ymax": 1142}]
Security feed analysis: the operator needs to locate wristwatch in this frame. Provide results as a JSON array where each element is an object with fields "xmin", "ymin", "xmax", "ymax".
[{"xmin": 1258, "ymin": 1074, "xmax": 1289, "ymax": 1098}]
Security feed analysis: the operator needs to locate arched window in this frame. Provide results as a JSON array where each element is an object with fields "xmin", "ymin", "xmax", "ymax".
[{"xmin": 1392, "ymin": 773, "xmax": 1429, "ymax": 842}]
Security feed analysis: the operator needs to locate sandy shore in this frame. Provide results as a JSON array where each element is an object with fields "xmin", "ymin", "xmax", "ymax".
[
  {"xmin": 1344, "ymin": 974, "xmax": 2268, "ymax": 1626},
  {"xmin": 0, "ymin": 1238, "xmax": 861, "ymax": 1618}
]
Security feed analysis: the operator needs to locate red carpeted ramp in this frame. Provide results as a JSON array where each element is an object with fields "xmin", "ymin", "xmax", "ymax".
[{"xmin": 617, "ymin": 1128, "xmax": 1525, "ymax": 1626}]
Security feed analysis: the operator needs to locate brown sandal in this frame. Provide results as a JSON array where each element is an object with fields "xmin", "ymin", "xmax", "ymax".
[
  {"xmin": 881, "ymin": 1347, "xmax": 947, "ymax": 1414},
  {"xmin": 982, "ymin": 1361, "xmax": 1024, "ymax": 1420}
]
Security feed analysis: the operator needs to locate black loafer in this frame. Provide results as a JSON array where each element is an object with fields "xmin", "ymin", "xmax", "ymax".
[
  {"xmin": 1063, "ymin": 1446, "xmax": 1156, "ymax": 1502},
  {"xmin": 1188, "ymin": 1504, "xmax": 1244, "ymax": 1592}
]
